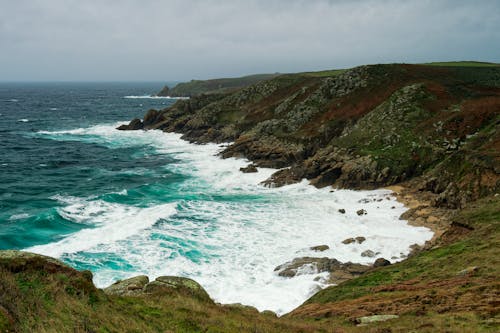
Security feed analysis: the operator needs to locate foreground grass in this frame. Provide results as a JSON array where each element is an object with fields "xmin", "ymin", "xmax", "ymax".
[{"xmin": 423, "ymin": 61, "xmax": 500, "ymax": 67}]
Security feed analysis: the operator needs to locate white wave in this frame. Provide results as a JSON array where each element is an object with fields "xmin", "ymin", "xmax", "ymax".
[
  {"xmin": 25, "ymin": 197, "xmax": 177, "ymax": 258},
  {"xmin": 8, "ymin": 99, "xmax": 18, "ymax": 102},
  {"xmin": 9, "ymin": 213, "xmax": 30, "ymax": 221},
  {"xmin": 123, "ymin": 95, "xmax": 189, "ymax": 100},
  {"xmin": 33, "ymin": 123, "xmax": 434, "ymax": 315},
  {"xmin": 17, "ymin": 119, "xmax": 29, "ymax": 122},
  {"xmin": 50, "ymin": 107, "xmax": 58, "ymax": 111}
]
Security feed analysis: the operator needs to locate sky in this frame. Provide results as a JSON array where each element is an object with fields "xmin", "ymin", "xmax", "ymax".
[{"xmin": 1, "ymin": 0, "xmax": 499, "ymax": 81}]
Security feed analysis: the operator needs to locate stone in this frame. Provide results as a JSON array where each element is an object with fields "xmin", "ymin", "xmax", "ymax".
[
  {"xmin": 274, "ymin": 257, "xmax": 370, "ymax": 284},
  {"xmin": 373, "ymin": 258, "xmax": 391, "ymax": 267},
  {"xmin": 457, "ymin": 266, "xmax": 479, "ymax": 276},
  {"xmin": 356, "ymin": 209, "xmax": 367, "ymax": 216},
  {"xmin": 338, "ymin": 208, "xmax": 346, "ymax": 214},
  {"xmin": 361, "ymin": 250, "xmax": 376, "ymax": 258},
  {"xmin": 356, "ymin": 314, "xmax": 399, "ymax": 325},
  {"xmin": 342, "ymin": 238, "xmax": 355, "ymax": 244},
  {"xmin": 355, "ymin": 236, "xmax": 366, "ymax": 244},
  {"xmin": 240, "ymin": 164, "xmax": 258, "ymax": 173},
  {"xmin": 104, "ymin": 275, "xmax": 149, "ymax": 296},
  {"xmin": 310, "ymin": 245, "xmax": 329, "ymax": 252}
]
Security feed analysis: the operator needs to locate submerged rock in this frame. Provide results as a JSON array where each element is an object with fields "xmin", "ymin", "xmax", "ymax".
[{"xmin": 361, "ymin": 250, "xmax": 377, "ymax": 258}]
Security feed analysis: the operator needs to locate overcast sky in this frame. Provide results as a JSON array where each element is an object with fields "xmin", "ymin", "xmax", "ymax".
[{"xmin": 1, "ymin": 0, "xmax": 499, "ymax": 81}]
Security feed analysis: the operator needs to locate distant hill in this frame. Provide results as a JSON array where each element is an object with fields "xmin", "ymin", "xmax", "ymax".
[{"xmin": 156, "ymin": 73, "xmax": 282, "ymax": 97}]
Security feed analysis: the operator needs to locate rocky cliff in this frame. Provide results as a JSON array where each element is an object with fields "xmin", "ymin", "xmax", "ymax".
[{"xmin": 122, "ymin": 63, "xmax": 500, "ymax": 209}]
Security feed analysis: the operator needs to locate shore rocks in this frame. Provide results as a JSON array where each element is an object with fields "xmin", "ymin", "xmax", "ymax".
[
  {"xmin": 338, "ymin": 208, "xmax": 346, "ymax": 214},
  {"xmin": 373, "ymin": 258, "xmax": 391, "ymax": 267},
  {"xmin": 356, "ymin": 209, "xmax": 367, "ymax": 216},
  {"xmin": 274, "ymin": 257, "xmax": 371, "ymax": 284},
  {"xmin": 342, "ymin": 236, "xmax": 366, "ymax": 245},
  {"xmin": 117, "ymin": 118, "xmax": 144, "ymax": 130},
  {"xmin": 104, "ymin": 275, "xmax": 212, "ymax": 302},
  {"xmin": 310, "ymin": 245, "xmax": 330, "ymax": 252}
]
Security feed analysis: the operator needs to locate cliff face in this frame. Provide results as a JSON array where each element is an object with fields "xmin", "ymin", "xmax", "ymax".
[
  {"xmin": 156, "ymin": 73, "xmax": 281, "ymax": 97},
  {"xmin": 123, "ymin": 63, "xmax": 500, "ymax": 209}
]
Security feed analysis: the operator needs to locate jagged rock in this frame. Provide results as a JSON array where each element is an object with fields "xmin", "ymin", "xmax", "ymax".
[
  {"xmin": 117, "ymin": 118, "xmax": 143, "ymax": 130},
  {"xmin": 342, "ymin": 238, "xmax": 355, "ymax": 244},
  {"xmin": 338, "ymin": 208, "xmax": 346, "ymax": 214},
  {"xmin": 373, "ymin": 258, "xmax": 391, "ymax": 267},
  {"xmin": 356, "ymin": 209, "xmax": 367, "ymax": 216},
  {"xmin": 274, "ymin": 257, "xmax": 371, "ymax": 284},
  {"xmin": 310, "ymin": 245, "xmax": 329, "ymax": 252},
  {"xmin": 223, "ymin": 303, "xmax": 260, "ymax": 313},
  {"xmin": 361, "ymin": 250, "xmax": 376, "ymax": 258},
  {"xmin": 240, "ymin": 164, "xmax": 258, "ymax": 173},
  {"xmin": 143, "ymin": 109, "xmax": 161, "ymax": 127},
  {"xmin": 104, "ymin": 275, "xmax": 149, "ymax": 296}
]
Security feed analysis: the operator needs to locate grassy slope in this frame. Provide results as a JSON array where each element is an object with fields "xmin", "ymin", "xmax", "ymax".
[{"xmin": 423, "ymin": 61, "xmax": 500, "ymax": 67}]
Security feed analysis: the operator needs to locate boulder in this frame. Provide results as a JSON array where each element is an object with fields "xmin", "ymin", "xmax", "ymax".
[
  {"xmin": 104, "ymin": 275, "xmax": 149, "ymax": 296},
  {"xmin": 144, "ymin": 276, "xmax": 212, "ymax": 302},
  {"xmin": 310, "ymin": 245, "xmax": 329, "ymax": 252},
  {"xmin": 342, "ymin": 238, "xmax": 355, "ymax": 244},
  {"xmin": 355, "ymin": 236, "xmax": 366, "ymax": 244},
  {"xmin": 338, "ymin": 208, "xmax": 346, "ymax": 214},
  {"xmin": 373, "ymin": 258, "xmax": 391, "ymax": 267},
  {"xmin": 240, "ymin": 164, "xmax": 258, "ymax": 173}
]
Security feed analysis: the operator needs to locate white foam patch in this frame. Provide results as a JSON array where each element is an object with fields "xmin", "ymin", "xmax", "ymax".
[
  {"xmin": 17, "ymin": 119, "xmax": 29, "ymax": 122},
  {"xmin": 30, "ymin": 123, "xmax": 434, "ymax": 315},
  {"xmin": 26, "ymin": 196, "xmax": 177, "ymax": 258},
  {"xmin": 9, "ymin": 213, "xmax": 30, "ymax": 221},
  {"xmin": 123, "ymin": 95, "xmax": 189, "ymax": 100}
]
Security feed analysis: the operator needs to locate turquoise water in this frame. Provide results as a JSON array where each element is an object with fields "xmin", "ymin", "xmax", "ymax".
[{"xmin": 0, "ymin": 83, "xmax": 433, "ymax": 314}]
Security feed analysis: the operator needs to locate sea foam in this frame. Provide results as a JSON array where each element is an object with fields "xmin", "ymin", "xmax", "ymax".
[{"xmin": 28, "ymin": 122, "xmax": 433, "ymax": 315}]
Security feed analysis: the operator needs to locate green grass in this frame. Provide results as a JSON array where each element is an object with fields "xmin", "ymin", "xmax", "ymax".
[{"xmin": 300, "ymin": 69, "xmax": 347, "ymax": 77}]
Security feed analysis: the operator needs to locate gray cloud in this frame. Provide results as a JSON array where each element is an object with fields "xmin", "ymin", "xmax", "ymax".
[{"xmin": 1, "ymin": 0, "xmax": 499, "ymax": 81}]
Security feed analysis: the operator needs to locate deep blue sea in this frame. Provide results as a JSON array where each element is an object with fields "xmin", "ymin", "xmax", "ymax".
[{"xmin": 0, "ymin": 82, "xmax": 432, "ymax": 314}]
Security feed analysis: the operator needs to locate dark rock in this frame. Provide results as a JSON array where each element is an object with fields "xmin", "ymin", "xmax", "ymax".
[
  {"xmin": 338, "ymin": 208, "xmax": 346, "ymax": 214},
  {"xmin": 117, "ymin": 118, "xmax": 144, "ymax": 130},
  {"xmin": 143, "ymin": 109, "xmax": 161, "ymax": 127},
  {"xmin": 356, "ymin": 209, "xmax": 367, "ymax": 216},
  {"xmin": 355, "ymin": 236, "xmax": 366, "ymax": 244},
  {"xmin": 342, "ymin": 238, "xmax": 355, "ymax": 244},
  {"xmin": 310, "ymin": 245, "xmax": 329, "ymax": 252},
  {"xmin": 240, "ymin": 164, "xmax": 258, "ymax": 173},
  {"xmin": 373, "ymin": 258, "xmax": 391, "ymax": 267},
  {"xmin": 274, "ymin": 257, "xmax": 370, "ymax": 284}
]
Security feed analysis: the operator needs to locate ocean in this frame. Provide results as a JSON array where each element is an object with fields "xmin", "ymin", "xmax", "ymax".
[{"xmin": 0, "ymin": 82, "xmax": 433, "ymax": 315}]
